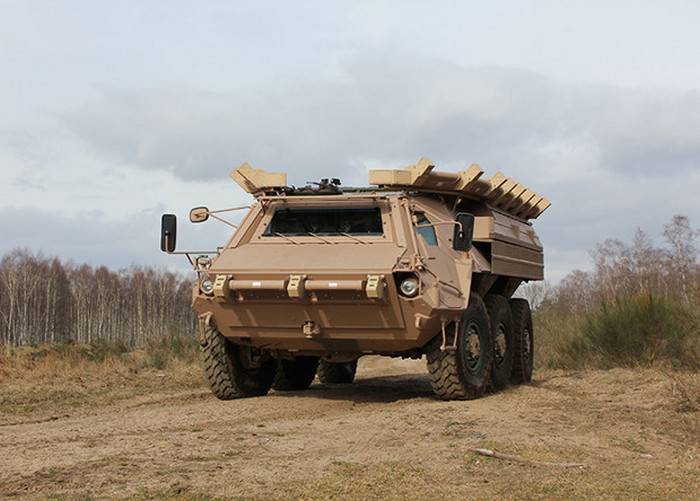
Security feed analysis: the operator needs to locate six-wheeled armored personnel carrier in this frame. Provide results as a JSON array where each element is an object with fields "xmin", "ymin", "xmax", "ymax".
[{"xmin": 160, "ymin": 158, "xmax": 549, "ymax": 400}]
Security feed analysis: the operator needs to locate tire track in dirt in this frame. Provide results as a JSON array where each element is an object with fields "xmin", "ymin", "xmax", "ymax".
[{"xmin": 1, "ymin": 359, "xmax": 699, "ymax": 500}]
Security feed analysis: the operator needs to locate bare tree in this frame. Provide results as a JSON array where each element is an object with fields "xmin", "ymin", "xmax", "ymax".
[
  {"xmin": 0, "ymin": 251, "xmax": 196, "ymax": 347},
  {"xmin": 529, "ymin": 215, "xmax": 699, "ymax": 321},
  {"xmin": 663, "ymin": 215, "xmax": 699, "ymax": 304},
  {"xmin": 1, "ymin": 215, "xmax": 697, "ymax": 348}
]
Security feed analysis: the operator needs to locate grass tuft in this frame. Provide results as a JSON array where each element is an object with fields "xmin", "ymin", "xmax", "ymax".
[
  {"xmin": 535, "ymin": 294, "xmax": 700, "ymax": 370},
  {"xmin": 571, "ymin": 295, "xmax": 698, "ymax": 369},
  {"xmin": 139, "ymin": 334, "xmax": 199, "ymax": 370},
  {"xmin": 0, "ymin": 335, "xmax": 204, "ymax": 419}
]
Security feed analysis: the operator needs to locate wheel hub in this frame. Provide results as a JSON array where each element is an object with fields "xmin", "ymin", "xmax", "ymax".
[
  {"xmin": 494, "ymin": 323, "xmax": 507, "ymax": 366},
  {"xmin": 465, "ymin": 323, "xmax": 481, "ymax": 370}
]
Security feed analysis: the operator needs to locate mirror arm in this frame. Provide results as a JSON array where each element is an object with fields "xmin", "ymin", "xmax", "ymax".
[
  {"xmin": 167, "ymin": 250, "xmax": 219, "ymax": 269},
  {"xmin": 208, "ymin": 213, "xmax": 239, "ymax": 229},
  {"xmin": 208, "ymin": 205, "xmax": 253, "ymax": 215},
  {"xmin": 167, "ymin": 251, "xmax": 218, "ymax": 255},
  {"xmin": 191, "ymin": 204, "xmax": 252, "ymax": 225}
]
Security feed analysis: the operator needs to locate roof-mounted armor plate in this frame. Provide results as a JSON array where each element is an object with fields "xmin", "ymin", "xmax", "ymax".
[{"xmin": 230, "ymin": 162, "xmax": 287, "ymax": 194}]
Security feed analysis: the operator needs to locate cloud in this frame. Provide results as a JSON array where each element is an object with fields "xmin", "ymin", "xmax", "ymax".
[
  {"xmin": 60, "ymin": 58, "xmax": 700, "ymax": 185},
  {"xmin": 0, "ymin": 205, "xmax": 233, "ymax": 272},
  {"xmin": 5, "ymin": 54, "xmax": 700, "ymax": 281},
  {"xmin": 59, "ymin": 61, "xmax": 570, "ymax": 184}
]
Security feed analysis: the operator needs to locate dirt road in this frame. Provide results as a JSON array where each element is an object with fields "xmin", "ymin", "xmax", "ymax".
[{"xmin": 1, "ymin": 358, "xmax": 699, "ymax": 500}]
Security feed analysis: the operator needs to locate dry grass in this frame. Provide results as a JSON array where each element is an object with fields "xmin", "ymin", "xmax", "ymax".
[
  {"xmin": 669, "ymin": 371, "xmax": 700, "ymax": 413},
  {"xmin": 1, "ymin": 352, "xmax": 699, "ymax": 500},
  {"xmin": 534, "ymin": 295, "xmax": 700, "ymax": 370},
  {"xmin": 0, "ymin": 340, "xmax": 203, "ymax": 421}
]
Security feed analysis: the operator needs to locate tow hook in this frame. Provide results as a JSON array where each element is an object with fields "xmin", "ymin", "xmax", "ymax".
[{"xmin": 302, "ymin": 321, "xmax": 321, "ymax": 338}]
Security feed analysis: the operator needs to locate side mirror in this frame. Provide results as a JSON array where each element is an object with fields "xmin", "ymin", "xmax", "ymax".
[
  {"xmin": 190, "ymin": 206, "xmax": 210, "ymax": 223},
  {"xmin": 453, "ymin": 212, "xmax": 475, "ymax": 252},
  {"xmin": 160, "ymin": 214, "xmax": 177, "ymax": 253}
]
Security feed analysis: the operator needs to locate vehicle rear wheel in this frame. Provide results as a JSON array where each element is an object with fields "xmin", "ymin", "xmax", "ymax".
[
  {"xmin": 317, "ymin": 359, "xmax": 357, "ymax": 384},
  {"xmin": 426, "ymin": 293, "xmax": 493, "ymax": 400},
  {"xmin": 272, "ymin": 356, "xmax": 319, "ymax": 391},
  {"xmin": 510, "ymin": 298, "xmax": 534, "ymax": 383},
  {"xmin": 484, "ymin": 294, "xmax": 515, "ymax": 391},
  {"xmin": 200, "ymin": 327, "xmax": 276, "ymax": 399}
]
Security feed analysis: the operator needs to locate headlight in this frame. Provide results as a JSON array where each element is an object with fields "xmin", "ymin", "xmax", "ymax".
[
  {"xmin": 399, "ymin": 276, "xmax": 420, "ymax": 297},
  {"xmin": 200, "ymin": 278, "xmax": 215, "ymax": 295}
]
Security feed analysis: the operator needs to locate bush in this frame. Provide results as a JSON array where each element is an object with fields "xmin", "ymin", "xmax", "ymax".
[
  {"xmin": 538, "ymin": 295, "xmax": 700, "ymax": 370},
  {"xmin": 528, "ymin": 215, "xmax": 699, "ymax": 370},
  {"xmin": 139, "ymin": 334, "xmax": 200, "ymax": 369}
]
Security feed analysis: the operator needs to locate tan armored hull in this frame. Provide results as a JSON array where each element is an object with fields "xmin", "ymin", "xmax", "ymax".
[{"xmin": 163, "ymin": 157, "xmax": 548, "ymax": 400}]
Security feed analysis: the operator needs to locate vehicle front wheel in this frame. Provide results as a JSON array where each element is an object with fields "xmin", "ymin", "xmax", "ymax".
[
  {"xmin": 426, "ymin": 293, "xmax": 493, "ymax": 400},
  {"xmin": 272, "ymin": 356, "xmax": 319, "ymax": 391},
  {"xmin": 200, "ymin": 327, "xmax": 276, "ymax": 400},
  {"xmin": 317, "ymin": 359, "xmax": 357, "ymax": 384}
]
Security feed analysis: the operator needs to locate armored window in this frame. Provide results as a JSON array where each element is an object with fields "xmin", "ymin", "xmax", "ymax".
[
  {"xmin": 415, "ymin": 212, "xmax": 438, "ymax": 246},
  {"xmin": 263, "ymin": 207, "xmax": 383, "ymax": 237}
]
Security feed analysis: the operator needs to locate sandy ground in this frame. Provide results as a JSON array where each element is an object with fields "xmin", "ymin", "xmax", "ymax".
[{"xmin": 1, "ymin": 358, "xmax": 699, "ymax": 500}]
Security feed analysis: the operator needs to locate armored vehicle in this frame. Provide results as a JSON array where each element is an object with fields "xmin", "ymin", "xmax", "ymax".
[{"xmin": 160, "ymin": 158, "xmax": 549, "ymax": 400}]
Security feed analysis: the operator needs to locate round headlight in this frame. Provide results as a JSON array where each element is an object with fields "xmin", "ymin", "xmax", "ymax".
[
  {"xmin": 399, "ymin": 277, "xmax": 420, "ymax": 297},
  {"xmin": 200, "ymin": 279, "xmax": 214, "ymax": 295}
]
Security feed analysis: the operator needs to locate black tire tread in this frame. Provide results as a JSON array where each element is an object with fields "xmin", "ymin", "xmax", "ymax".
[
  {"xmin": 510, "ymin": 298, "xmax": 534, "ymax": 384},
  {"xmin": 484, "ymin": 294, "xmax": 515, "ymax": 391},
  {"xmin": 200, "ymin": 327, "xmax": 241, "ymax": 399},
  {"xmin": 317, "ymin": 359, "xmax": 357, "ymax": 384},
  {"xmin": 426, "ymin": 294, "xmax": 492, "ymax": 400},
  {"xmin": 200, "ymin": 327, "xmax": 274, "ymax": 399},
  {"xmin": 426, "ymin": 338, "xmax": 471, "ymax": 399},
  {"xmin": 272, "ymin": 357, "xmax": 319, "ymax": 391}
]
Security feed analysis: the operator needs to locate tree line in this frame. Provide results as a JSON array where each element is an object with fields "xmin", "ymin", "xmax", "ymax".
[
  {"xmin": 1, "ymin": 215, "xmax": 697, "ymax": 351},
  {"xmin": 521, "ymin": 215, "xmax": 700, "ymax": 369},
  {"xmin": 0, "ymin": 250, "xmax": 196, "ymax": 347},
  {"xmin": 522, "ymin": 214, "xmax": 699, "ymax": 312}
]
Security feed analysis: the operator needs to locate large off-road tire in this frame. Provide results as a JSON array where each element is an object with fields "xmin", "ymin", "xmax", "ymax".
[
  {"xmin": 426, "ymin": 293, "xmax": 493, "ymax": 400},
  {"xmin": 510, "ymin": 298, "xmax": 534, "ymax": 384},
  {"xmin": 484, "ymin": 294, "xmax": 515, "ymax": 391},
  {"xmin": 317, "ymin": 359, "xmax": 357, "ymax": 384},
  {"xmin": 200, "ymin": 327, "xmax": 276, "ymax": 400},
  {"xmin": 272, "ymin": 356, "xmax": 319, "ymax": 391}
]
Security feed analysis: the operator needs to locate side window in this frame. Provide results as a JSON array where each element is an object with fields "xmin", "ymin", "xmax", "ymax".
[{"xmin": 415, "ymin": 212, "xmax": 438, "ymax": 246}]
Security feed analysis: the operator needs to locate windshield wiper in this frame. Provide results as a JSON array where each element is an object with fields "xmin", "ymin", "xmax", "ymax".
[
  {"xmin": 339, "ymin": 232, "xmax": 370, "ymax": 244},
  {"xmin": 274, "ymin": 232, "xmax": 301, "ymax": 245},
  {"xmin": 306, "ymin": 232, "xmax": 335, "ymax": 244}
]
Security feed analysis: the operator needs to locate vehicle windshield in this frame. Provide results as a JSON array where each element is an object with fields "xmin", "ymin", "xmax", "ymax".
[{"xmin": 263, "ymin": 207, "xmax": 383, "ymax": 237}]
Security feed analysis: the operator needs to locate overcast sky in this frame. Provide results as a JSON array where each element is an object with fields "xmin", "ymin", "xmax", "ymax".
[{"xmin": 2, "ymin": 1, "xmax": 699, "ymax": 281}]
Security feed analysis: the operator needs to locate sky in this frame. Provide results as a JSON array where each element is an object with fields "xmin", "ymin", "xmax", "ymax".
[{"xmin": 2, "ymin": 0, "xmax": 700, "ymax": 281}]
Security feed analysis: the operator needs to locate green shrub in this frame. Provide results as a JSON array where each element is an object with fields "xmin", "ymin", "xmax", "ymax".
[
  {"xmin": 139, "ymin": 350, "xmax": 169, "ymax": 370},
  {"xmin": 139, "ymin": 334, "xmax": 200, "ymax": 369},
  {"xmin": 87, "ymin": 340, "xmax": 130, "ymax": 362},
  {"xmin": 533, "ymin": 311, "xmax": 587, "ymax": 369},
  {"xmin": 538, "ymin": 295, "xmax": 700, "ymax": 370}
]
